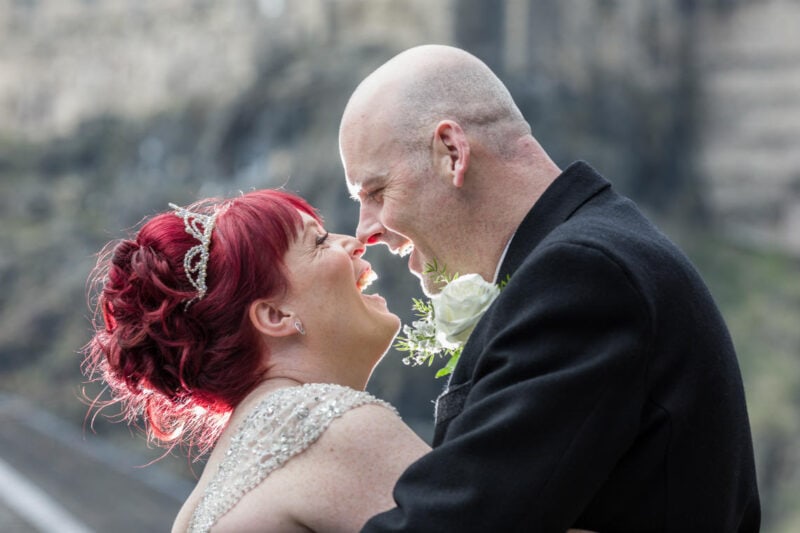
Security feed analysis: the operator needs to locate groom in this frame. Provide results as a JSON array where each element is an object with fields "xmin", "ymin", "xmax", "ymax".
[{"xmin": 339, "ymin": 45, "xmax": 760, "ymax": 532}]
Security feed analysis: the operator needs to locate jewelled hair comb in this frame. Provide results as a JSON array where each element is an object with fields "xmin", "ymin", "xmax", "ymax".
[{"xmin": 168, "ymin": 202, "xmax": 219, "ymax": 308}]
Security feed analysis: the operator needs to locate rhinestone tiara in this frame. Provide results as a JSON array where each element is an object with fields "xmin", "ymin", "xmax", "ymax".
[{"xmin": 168, "ymin": 202, "xmax": 219, "ymax": 308}]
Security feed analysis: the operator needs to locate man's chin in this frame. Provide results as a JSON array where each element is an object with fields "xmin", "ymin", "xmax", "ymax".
[
  {"xmin": 415, "ymin": 270, "xmax": 445, "ymax": 297},
  {"xmin": 407, "ymin": 249, "xmax": 446, "ymax": 295},
  {"xmin": 406, "ymin": 246, "xmax": 422, "ymax": 275}
]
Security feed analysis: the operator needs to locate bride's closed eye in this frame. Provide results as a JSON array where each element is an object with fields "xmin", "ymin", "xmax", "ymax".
[{"xmin": 315, "ymin": 232, "xmax": 329, "ymax": 246}]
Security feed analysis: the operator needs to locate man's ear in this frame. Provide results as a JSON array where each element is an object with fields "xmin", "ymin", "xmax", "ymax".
[
  {"xmin": 248, "ymin": 299, "xmax": 297, "ymax": 338},
  {"xmin": 433, "ymin": 120, "xmax": 470, "ymax": 188}
]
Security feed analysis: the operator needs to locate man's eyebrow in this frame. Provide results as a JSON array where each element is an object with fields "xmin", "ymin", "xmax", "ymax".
[
  {"xmin": 348, "ymin": 175, "xmax": 383, "ymax": 201},
  {"xmin": 347, "ymin": 182, "xmax": 362, "ymax": 201}
]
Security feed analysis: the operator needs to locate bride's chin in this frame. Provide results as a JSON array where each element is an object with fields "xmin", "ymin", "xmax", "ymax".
[
  {"xmin": 379, "ymin": 315, "xmax": 401, "ymax": 340},
  {"xmin": 390, "ymin": 316, "xmax": 402, "ymax": 336},
  {"xmin": 379, "ymin": 319, "xmax": 402, "ymax": 352}
]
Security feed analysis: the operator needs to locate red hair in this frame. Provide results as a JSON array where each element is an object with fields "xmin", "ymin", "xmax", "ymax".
[{"xmin": 83, "ymin": 189, "xmax": 320, "ymax": 455}]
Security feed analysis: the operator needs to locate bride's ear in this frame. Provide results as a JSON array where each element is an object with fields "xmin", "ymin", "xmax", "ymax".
[{"xmin": 248, "ymin": 299, "xmax": 296, "ymax": 338}]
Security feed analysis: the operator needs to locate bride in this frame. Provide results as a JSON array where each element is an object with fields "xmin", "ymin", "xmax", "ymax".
[{"xmin": 83, "ymin": 189, "xmax": 430, "ymax": 532}]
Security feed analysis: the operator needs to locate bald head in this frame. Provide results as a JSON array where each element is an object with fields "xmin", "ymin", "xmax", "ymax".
[
  {"xmin": 339, "ymin": 46, "xmax": 560, "ymax": 291},
  {"xmin": 340, "ymin": 45, "xmax": 530, "ymax": 154}
]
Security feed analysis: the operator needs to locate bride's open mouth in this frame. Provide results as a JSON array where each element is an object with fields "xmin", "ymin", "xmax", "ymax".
[
  {"xmin": 357, "ymin": 267, "xmax": 388, "ymax": 306},
  {"xmin": 357, "ymin": 267, "xmax": 378, "ymax": 292}
]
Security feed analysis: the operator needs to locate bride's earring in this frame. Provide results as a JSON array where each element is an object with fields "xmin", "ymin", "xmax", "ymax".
[{"xmin": 294, "ymin": 320, "xmax": 306, "ymax": 335}]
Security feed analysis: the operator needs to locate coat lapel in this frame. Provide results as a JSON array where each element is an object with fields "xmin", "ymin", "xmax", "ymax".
[
  {"xmin": 432, "ymin": 161, "xmax": 611, "ymax": 444},
  {"xmin": 497, "ymin": 161, "xmax": 610, "ymax": 282}
]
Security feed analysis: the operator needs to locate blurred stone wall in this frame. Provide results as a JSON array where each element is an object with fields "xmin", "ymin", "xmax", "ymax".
[
  {"xmin": 473, "ymin": 0, "xmax": 799, "ymax": 259},
  {"xmin": 2, "ymin": 0, "xmax": 798, "ymax": 258},
  {"xmin": 0, "ymin": 0, "xmax": 451, "ymax": 141},
  {"xmin": 696, "ymin": 0, "xmax": 800, "ymax": 255}
]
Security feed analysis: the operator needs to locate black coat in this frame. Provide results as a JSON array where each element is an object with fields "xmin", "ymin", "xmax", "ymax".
[{"xmin": 363, "ymin": 161, "xmax": 760, "ymax": 532}]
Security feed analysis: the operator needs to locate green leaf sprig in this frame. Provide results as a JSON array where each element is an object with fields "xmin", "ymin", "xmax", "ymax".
[{"xmin": 395, "ymin": 260, "xmax": 462, "ymax": 378}]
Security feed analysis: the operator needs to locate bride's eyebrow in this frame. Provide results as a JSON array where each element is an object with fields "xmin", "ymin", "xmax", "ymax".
[{"xmin": 301, "ymin": 218, "xmax": 324, "ymax": 239}]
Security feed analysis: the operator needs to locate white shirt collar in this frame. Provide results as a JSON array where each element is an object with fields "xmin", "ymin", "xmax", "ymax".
[{"xmin": 492, "ymin": 234, "xmax": 515, "ymax": 284}]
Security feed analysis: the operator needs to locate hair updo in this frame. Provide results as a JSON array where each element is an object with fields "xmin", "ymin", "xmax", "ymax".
[{"xmin": 83, "ymin": 189, "xmax": 319, "ymax": 455}]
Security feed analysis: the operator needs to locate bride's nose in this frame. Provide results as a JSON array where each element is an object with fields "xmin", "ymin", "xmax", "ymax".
[{"xmin": 340, "ymin": 234, "xmax": 365, "ymax": 258}]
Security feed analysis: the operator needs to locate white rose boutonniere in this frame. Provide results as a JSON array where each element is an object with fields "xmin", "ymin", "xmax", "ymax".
[
  {"xmin": 432, "ymin": 273, "xmax": 501, "ymax": 349},
  {"xmin": 396, "ymin": 265, "xmax": 505, "ymax": 378}
]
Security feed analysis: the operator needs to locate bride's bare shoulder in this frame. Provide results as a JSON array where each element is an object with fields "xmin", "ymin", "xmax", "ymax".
[
  {"xmin": 319, "ymin": 401, "xmax": 431, "ymax": 462},
  {"xmin": 286, "ymin": 402, "xmax": 430, "ymax": 531}
]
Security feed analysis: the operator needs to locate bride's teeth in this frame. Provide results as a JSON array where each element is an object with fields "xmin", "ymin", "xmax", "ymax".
[{"xmin": 357, "ymin": 269, "xmax": 378, "ymax": 291}]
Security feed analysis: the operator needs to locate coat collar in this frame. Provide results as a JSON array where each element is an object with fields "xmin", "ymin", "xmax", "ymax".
[{"xmin": 497, "ymin": 161, "xmax": 610, "ymax": 282}]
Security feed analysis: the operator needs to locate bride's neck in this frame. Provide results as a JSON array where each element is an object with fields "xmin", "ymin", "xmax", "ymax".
[
  {"xmin": 264, "ymin": 344, "xmax": 373, "ymax": 392},
  {"xmin": 236, "ymin": 376, "xmax": 302, "ymax": 410}
]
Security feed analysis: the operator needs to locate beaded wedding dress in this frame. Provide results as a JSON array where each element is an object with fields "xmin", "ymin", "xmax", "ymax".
[{"xmin": 187, "ymin": 383, "xmax": 395, "ymax": 533}]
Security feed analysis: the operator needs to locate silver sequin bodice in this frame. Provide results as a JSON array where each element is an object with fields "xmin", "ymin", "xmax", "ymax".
[{"xmin": 188, "ymin": 383, "xmax": 396, "ymax": 532}]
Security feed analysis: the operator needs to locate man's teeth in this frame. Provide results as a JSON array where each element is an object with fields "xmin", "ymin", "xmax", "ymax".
[{"xmin": 398, "ymin": 243, "xmax": 414, "ymax": 257}]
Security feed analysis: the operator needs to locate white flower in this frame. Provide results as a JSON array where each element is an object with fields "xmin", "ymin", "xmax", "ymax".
[
  {"xmin": 431, "ymin": 273, "xmax": 501, "ymax": 349},
  {"xmin": 396, "ymin": 269, "xmax": 506, "ymax": 379}
]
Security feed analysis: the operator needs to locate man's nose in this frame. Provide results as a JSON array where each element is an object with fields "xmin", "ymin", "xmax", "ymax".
[{"xmin": 356, "ymin": 206, "xmax": 383, "ymax": 245}]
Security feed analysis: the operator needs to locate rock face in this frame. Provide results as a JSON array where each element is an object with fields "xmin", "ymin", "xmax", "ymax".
[
  {"xmin": 0, "ymin": 0, "xmax": 262, "ymax": 140},
  {"xmin": 0, "ymin": 0, "xmax": 449, "ymax": 140},
  {"xmin": 1, "ymin": 0, "xmax": 797, "ymax": 255}
]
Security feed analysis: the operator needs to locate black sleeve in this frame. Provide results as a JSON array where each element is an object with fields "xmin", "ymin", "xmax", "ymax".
[{"xmin": 362, "ymin": 242, "xmax": 652, "ymax": 532}]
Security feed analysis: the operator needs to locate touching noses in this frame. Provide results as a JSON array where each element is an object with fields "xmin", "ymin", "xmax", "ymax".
[
  {"xmin": 356, "ymin": 204, "xmax": 383, "ymax": 245},
  {"xmin": 341, "ymin": 234, "xmax": 366, "ymax": 258}
]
